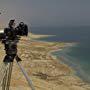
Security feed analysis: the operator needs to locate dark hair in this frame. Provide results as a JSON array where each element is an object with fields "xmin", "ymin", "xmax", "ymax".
[{"xmin": 9, "ymin": 19, "xmax": 15, "ymax": 27}]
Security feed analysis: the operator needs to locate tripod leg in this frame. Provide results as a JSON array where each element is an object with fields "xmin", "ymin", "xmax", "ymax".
[
  {"xmin": 16, "ymin": 55, "xmax": 22, "ymax": 62},
  {"xmin": 6, "ymin": 62, "xmax": 13, "ymax": 90},
  {"xmin": 2, "ymin": 65, "xmax": 8, "ymax": 90}
]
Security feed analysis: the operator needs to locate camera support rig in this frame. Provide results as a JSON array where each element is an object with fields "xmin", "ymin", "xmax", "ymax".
[
  {"xmin": 0, "ymin": 23, "xmax": 35, "ymax": 90},
  {"xmin": 1, "ymin": 56, "xmax": 35, "ymax": 90}
]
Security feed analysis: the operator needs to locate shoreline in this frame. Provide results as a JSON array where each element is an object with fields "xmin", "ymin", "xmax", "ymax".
[
  {"xmin": 49, "ymin": 43, "xmax": 90, "ymax": 84},
  {"xmin": 5, "ymin": 34, "xmax": 90, "ymax": 89},
  {"xmin": 29, "ymin": 33, "xmax": 90, "ymax": 84},
  {"xmin": 48, "ymin": 43, "xmax": 79, "ymax": 74},
  {"xmin": 33, "ymin": 34, "xmax": 90, "ymax": 84}
]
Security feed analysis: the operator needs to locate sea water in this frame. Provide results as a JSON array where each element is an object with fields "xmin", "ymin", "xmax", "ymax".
[{"xmin": 31, "ymin": 26, "xmax": 90, "ymax": 82}]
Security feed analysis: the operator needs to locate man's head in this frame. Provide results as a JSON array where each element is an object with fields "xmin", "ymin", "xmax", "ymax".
[{"xmin": 9, "ymin": 19, "xmax": 15, "ymax": 28}]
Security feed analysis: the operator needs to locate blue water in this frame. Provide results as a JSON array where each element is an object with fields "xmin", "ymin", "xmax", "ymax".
[{"xmin": 31, "ymin": 26, "xmax": 90, "ymax": 82}]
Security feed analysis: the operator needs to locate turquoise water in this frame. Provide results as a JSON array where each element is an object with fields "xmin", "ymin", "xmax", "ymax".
[
  {"xmin": 52, "ymin": 44, "xmax": 90, "ymax": 82},
  {"xmin": 31, "ymin": 26, "xmax": 90, "ymax": 82},
  {"xmin": 66, "ymin": 43, "xmax": 90, "ymax": 82}
]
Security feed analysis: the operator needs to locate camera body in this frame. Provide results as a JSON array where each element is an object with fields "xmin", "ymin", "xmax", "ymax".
[
  {"xmin": 0, "ymin": 22, "xmax": 28, "ymax": 40},
  {"xmin": 0, "ymin": 22, "xmax": 28, "ymax": 55},
  {"xmin": 16, "ymin": 22, "xmax": 28, "ymax": 36}
]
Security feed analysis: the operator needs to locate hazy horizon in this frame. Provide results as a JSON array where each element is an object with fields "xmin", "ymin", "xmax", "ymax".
[{"xmin": 0, "ymin": 0, "xmax": 90, "ymax": 27}]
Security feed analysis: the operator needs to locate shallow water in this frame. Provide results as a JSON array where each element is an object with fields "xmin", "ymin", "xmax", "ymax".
[
  {"xmin": 31, "ymin": 26, "xmax": 90, "ymax": 82},
  {"xmin": 52, "ymin": 45, "xmax": 90, "ymax": 83}
]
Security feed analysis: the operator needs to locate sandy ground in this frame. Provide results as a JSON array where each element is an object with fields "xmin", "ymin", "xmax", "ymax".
[
  {"xmin": 0, "ymin": 34, "xmax": 90, "ymax": 90},
  {"xmin": 28, "ymin": 33, "xmax": 55, "ymax": 39}
]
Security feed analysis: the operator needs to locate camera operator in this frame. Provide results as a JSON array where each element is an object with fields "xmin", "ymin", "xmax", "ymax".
[{"xmin": 2, "ymin": 19, "xmax": 21, "ymax": 62}]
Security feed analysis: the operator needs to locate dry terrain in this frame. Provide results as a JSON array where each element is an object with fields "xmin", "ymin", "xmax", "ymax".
[{"xmin": 0, "ymin": 35, "xmax": 90, "ymax": 90}]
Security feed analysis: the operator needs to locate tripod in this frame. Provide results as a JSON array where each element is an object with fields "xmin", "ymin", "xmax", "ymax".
[
  {"xmin": 1, "ymin": 54, "xmax": 35, "ymax": 90},
  {"xmin": 2, "ymin": 55, "xmax": 21, "ymax": 90},
  {"xmin": 1, "ymin": 39, "xmax": 35, "ymax": 90}
]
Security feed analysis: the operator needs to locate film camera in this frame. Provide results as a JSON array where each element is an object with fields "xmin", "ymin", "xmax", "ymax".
[
  {"xmin": 0, "ymin": 22, "xmax": 28, "ymax": 39},
  {"xmin": 0, "ymin": 22, "xmax": 28, "ymax": 62}
]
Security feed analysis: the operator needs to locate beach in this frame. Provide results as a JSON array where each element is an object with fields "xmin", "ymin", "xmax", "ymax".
[{"xmin": 0, "ymin": 34, "xmax": 90, "ymax": 90}]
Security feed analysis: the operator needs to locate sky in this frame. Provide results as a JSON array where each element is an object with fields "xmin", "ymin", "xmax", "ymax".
[{"xmin": 0, "ymin": 0, "xmax": 90, "ymax": 27}]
